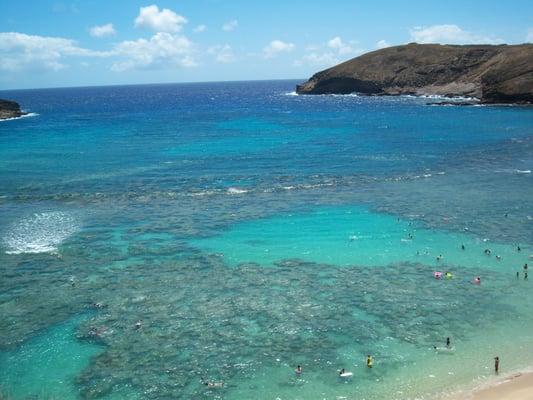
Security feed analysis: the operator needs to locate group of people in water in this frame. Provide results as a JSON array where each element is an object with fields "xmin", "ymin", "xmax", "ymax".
[
  {"xmin": 293, "ymin": 355, "xmax": 374, "ymax": 380},
  {"xmin": 432, "ymin": 244, "xmax": 528, "ymax": 284}
]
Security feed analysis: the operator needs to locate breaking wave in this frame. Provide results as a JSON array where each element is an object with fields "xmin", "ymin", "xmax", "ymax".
[{"xmin": 4, "ymin": 211, "xmax": 79, "ymax": 254}]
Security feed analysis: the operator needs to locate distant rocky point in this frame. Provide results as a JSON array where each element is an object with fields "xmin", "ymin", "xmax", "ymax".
[
  {"xmin": 296, "ymin": 43, "xmax": 533, "ymax": 104},
  {"xmin": 0, "ymin": 99, "xmax": 27, "ymax": 120}
]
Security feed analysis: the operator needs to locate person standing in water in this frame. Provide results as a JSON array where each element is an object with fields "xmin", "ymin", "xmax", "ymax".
[
  {"xmin": 295, "ymin": 365, "xmax": 302, "ymax": 375},
  {"xmin": 366, "ymin": 355, "xmax": 373, "ymax": 368},
  {"xmin": 494, "ymin": 357, "xmax": 500, "ymax": 374},
  {"xmin": 446, "ymin": 337, "xmax": 451, "ymax": 348}
]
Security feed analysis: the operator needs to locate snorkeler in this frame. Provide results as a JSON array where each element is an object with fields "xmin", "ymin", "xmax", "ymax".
[
  {"xmin": 204, "ymin": 380, "xmax": 224, "ymax": 388},
  {"xmin": 366, "ymin": 355, "xmax": 373, "ymax": 368}
]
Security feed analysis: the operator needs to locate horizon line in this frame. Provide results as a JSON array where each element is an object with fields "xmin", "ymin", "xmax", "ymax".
[{"xmin": 0, "ymin": 78, "xmax": 306, "ymax": 93}]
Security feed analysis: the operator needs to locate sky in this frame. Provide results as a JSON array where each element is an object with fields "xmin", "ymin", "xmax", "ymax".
[{"xmin": 0, "ymin": 0, "xmax": 532, "ymax": 89}]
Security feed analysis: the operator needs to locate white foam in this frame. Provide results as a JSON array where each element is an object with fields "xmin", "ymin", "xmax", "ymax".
[
  {"xmin": 4, "ymin": 211, "xmax": 79, "ymax": 254},
  {"xmin": 516, "ymin": 169, "xmax": 531, "ymax": 174},
  {"xmin": 284, "ymin": 91, "xmax": 298, "ymax": 96},
  {"xmin": 0, "ymin": 112, "xmax": 39, "ymax": 122},
  {"xmin": 227, "ymin": 187, "xmax": 248, "ymax": 195}
]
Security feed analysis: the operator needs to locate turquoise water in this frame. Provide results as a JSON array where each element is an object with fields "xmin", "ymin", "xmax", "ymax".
[
  {"xmin": 192, "ymin": 206, "xmax": 528, "ymax": 270},
  {"xmin": 0, "ymin": 315, "xmax": 101, "ymax": 399},
  {"xmin": 0, "ymin": 81, "xmax": 532, "ymax": 399}
]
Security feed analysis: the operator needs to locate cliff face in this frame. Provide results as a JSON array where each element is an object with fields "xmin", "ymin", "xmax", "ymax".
[
  {"xmin": 0, "ymin": 99, "xmax": 27, "ymax": 120},
  {"xmin": 296, "ymin": 43, "xmax": 533, "ymax": 104}
]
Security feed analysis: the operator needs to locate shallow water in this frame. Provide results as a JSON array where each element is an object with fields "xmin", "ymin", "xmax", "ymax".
[{"xmin": 0, "ymin": 80, "xmax": 532, "ymax": 399}]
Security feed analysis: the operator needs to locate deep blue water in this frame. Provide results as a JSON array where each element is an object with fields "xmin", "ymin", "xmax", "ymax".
[{"xmin": 0, "ymin": 80, "xmax": 532, "ymax": 399}]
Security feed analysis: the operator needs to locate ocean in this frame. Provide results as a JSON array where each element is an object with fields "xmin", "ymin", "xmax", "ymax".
[{"xmin": 0, "ymin": 80, "xmax": 532, "ymax": 399}]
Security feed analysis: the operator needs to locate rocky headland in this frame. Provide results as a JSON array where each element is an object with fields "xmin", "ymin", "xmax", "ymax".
[
  {"xmin": 0, "ymin": 99, "xmax": 27, "ymax": 120},
  {"xmin": 296, "ymin": 43, "xmax": 533, "ymax": 104}
]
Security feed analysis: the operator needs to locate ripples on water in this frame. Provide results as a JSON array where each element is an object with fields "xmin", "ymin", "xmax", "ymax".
[{"xmin": 0, "ymin": 80, "xmax": 532, "ymax": 399}]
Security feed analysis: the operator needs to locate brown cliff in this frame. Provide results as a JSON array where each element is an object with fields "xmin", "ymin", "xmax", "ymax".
[{"xmin": 296, "ymin": 43, "xmax": 533, "ymax": 104}]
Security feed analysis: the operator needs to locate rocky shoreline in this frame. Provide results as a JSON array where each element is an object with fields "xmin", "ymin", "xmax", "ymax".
[
  {"xmin": 296, "ymin": 43, "xmax": 533, "ymax": 104},
  {"xmin": 0, "ymin": 99, "xmax": 27, "ymax": 120}
]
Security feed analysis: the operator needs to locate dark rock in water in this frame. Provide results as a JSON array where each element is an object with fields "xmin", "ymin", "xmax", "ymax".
[
  {"xmin": 0, "ymin": 99, "xmax": 27, "ymax": 120},
  {"xmin": 296, "ymin": 43, "xmax": 533, "ymax": 104}
]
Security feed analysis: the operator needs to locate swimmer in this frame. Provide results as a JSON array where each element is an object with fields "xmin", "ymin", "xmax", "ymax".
[
  {"xmin": 494, "ymin": 356, "xmax": 500, "ymax": 374},
  {"xmin": 525, "ymin": 272, "xmax": 528, "ymax": 280},
  {"xmin": 461, "ymin": 244, "xmax": 465, "ymax": 250},
  {"xmin": 496, "ymin": 255, "xmax": 501, "ymax": 261},
  {"xmin": 88, "ymin": 327, "xmax": 100, "ymax": 337},
  {"xmin": 134, "ymin": 320, "xmax": 142, "ymax": 330},
  {"xmin": 204, "ymin": 381, "xmax": 224, "ymax": 388},
  {"xmin": 517, "ymin": 271, "xmax": 520, "ymax": 279},
  {"xmin": 436, "ymin": 255, "xmax": 443, "ymax": 262},
  {"xmin": 473, "ymin": 277, "xmax": 481, "ymax": 285},
  {"xmin": 366, "ymin": 355, "xmax": 373, "ymax": 368},
  {"xmin": 339, "ymin": 368, "xmax": 345, "ymax": 376},
  {"xmin": 518, "ymin": 246, "xmax": 521, "ymax": 252},
  {"xmin": 296, "ymin": 365, "xmax": 302, "ymax": 374},
  {"xmin": 484, "ymin": 249, "xmax": 491, "ymax": 255},
  {"xmin": 446, "ymin": 337, "xmax": 451, "ymax": 348}
]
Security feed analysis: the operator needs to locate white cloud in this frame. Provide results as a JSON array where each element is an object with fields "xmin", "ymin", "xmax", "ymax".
[
  {"xmin": 300, "ymin": 52, "xmax": 339, "ymax": 68},
  {"xmin": 208, "ymin": 44, "xmax": 235, "ymax": 63},
  {"xmin": 89, "ymin": 23, "xmax": 116, "ymax": 38},
  {"xmin": 526, "ymin": 28, "xmax": 533, "ymax": 43},
  {"xmin": 111, "ymin": 32, "xmax": 195, "ymax": 72},
  {"xmin": 134, "ymin": 5, "xmax": 187, "ymax": 33},
  {"xmin": 222, "ymin": 20, "xmax": 238, "ymax": 32},
  {"xmin": 295, "ymin": 36, "xmax": 360, "ymax": 68},
  {"xmin": 263, "ymin": 40, "xmax": 295, "ymax": 58},
  {"xmin": 193, "ymin": 24, "xmax": 206, "ymax": 33},
  {"xmin": 0, "ymin": 32, "xmax": 109, "ymax": 71},
  {"xmin": 327, "ymin": 36, "xmax": 354, "ymax": 55},
  {"xmin": 376, "ymin": 39, "xmax": 390, "ymax": 49},
  {"xmin": 410, "ymin": 24, "xmax": 503, "ymax": 45}
]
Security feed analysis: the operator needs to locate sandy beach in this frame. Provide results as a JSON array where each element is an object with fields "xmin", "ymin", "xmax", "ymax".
[{"xmin": 451, "ymin": 372, "xmax": 533, "ymax": 400}]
